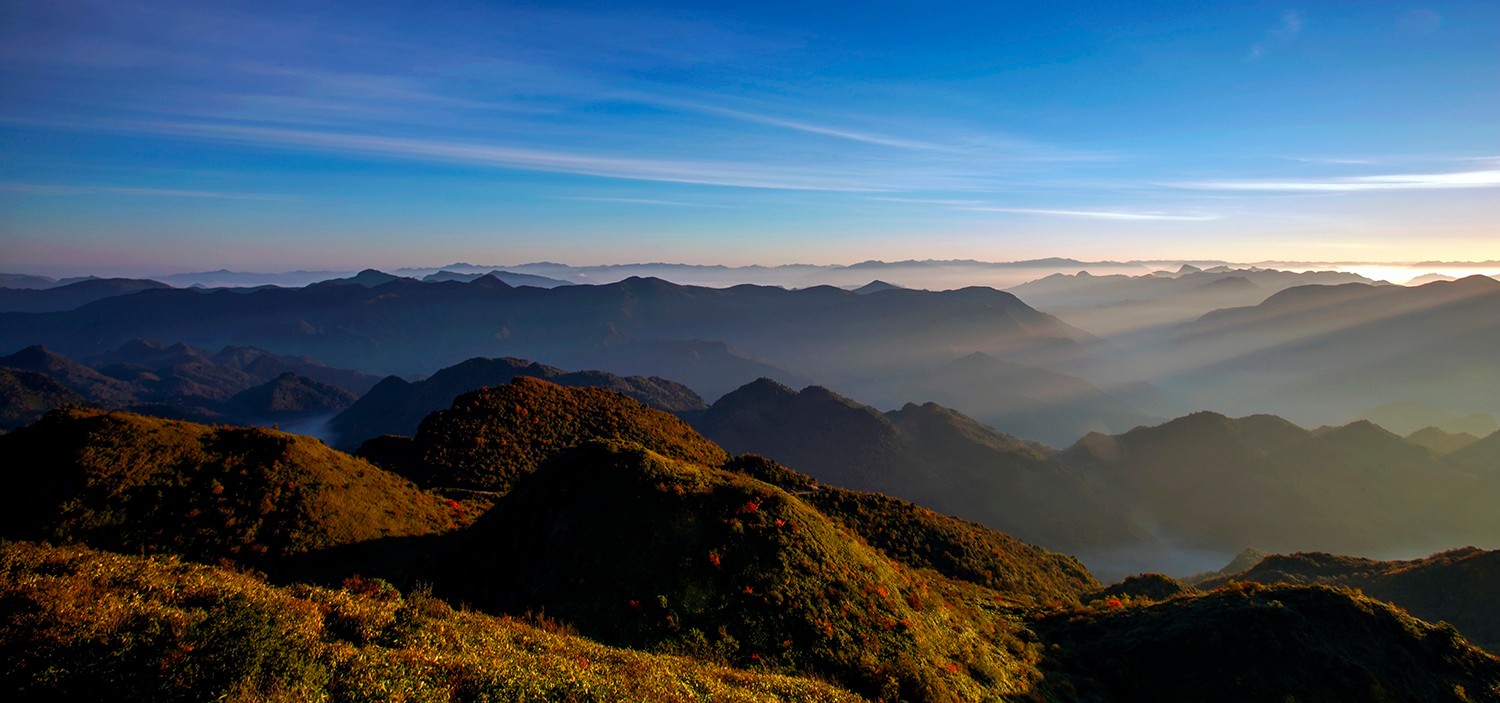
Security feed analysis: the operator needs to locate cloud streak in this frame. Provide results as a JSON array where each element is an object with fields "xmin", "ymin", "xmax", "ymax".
[
  {"xmin": 0, "ymin": 182, "xmax": 291, "ymax": 200},
  {"xmin": 135, "ymin": 121, "xmax": 884, "ymax": 192},
  {"xmin": 1168, "ymin": 170, "xmax": 1500, "ymax": 192},
  {"xmin": 962, "ymin": 206, "xmax": 1218, "ymax": 221}
]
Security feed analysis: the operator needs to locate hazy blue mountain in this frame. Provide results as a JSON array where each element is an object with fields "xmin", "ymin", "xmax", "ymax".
[
  {"xmin": 422, "ymin": 270, "xmax": 573, "ymax": 287},
  {"xmin": 690, "ymin": 378, "xmax": 1146, "ymax": 553},
  {"xmin": 0, "ymin": 278, "xmax": 170, "ymax": 313},
  {"xmin": 1147, "ymin": 276, "xmax": 1500, "ymax": 426}
]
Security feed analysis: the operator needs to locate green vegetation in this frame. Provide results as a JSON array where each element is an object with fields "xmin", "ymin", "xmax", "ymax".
[
  {"xmin": 1028, "ymin": 582, "xmax": 1500, "ymax": 703},
  {"xmin": 1199, "ymin": 547, "xmax": 1500, "ymax": 653},
  {"xmin": 430, "ymin": 440, "xmax": 1041, "ymax": 702},
  {"xmin": 398, "ymin": 376, "xmax": 728, "ymax": 491},
  {"xmin": 0, "ymin": 540, "xmax": 860, "ymax": 703},
  {"xmin": 0, "ymin": 407, "xmax": 463, "ymax": 577},
  {"xmin": 1085, "ymin": 573, "xmax": 1197, "ymax": 604},
  {"xmin": 808, "ymin": 486, "xmax": 1098, "ymax": 607}
]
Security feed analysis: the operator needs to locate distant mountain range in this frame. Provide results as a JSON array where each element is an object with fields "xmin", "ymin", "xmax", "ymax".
[
  {"xmin": 1006, "ymin": 266, "xmax": 1383, "ymax": 338},
  {"xmin": 688, "ymin": 378, "xmax": 1145, "ymax": 554},
  {"xmin": 0, "ymin": 277, "xmax": 170, "ymax": 313},
  {"xmin": 1058, "ymin": 411, "xmax": 1500, "ymax": 561},
  {"xmin": 0, "ymin": 273, "xmax": 1126, "ymax": 437},
  {"xmin": 0, "ymin": 341, "xmax": 376, "ymax": 429},
  {"xmin": 1145, "ymin": 275, "xmax": 1500, "ymax": 425}
]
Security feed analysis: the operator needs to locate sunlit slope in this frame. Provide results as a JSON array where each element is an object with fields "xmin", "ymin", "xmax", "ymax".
[
  {"xmin": 0, "ymin": 407, "xmax": 461, "ymax": 575},
  {"xmin": 0, "ymin": 541, "xmax": 861, "ymax": 703}
]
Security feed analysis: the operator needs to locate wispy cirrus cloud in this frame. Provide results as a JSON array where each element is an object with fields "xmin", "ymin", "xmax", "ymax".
[
  {"xmin": 0, "ymin": 181, "xmax": 291, "ymax": 200},
  {"xmin": 1168, "ymin": 169, "xmax": 1500, "ymax": 192},
  {"xmin": 868, "ymin": 197, "xmax": 1218, "ymax": 221},
  {"xmin": 1248, "ymin": 9, "xmax": 1305, "ymax": 60},
  {"xmin": 555, "ymin": 196, "xmax": 738, "ymax": 208},
  {"xmin": 962, "ymin": 206, "xmax": 1218, "ymax": 221},
  {"xmin": 640, "ymin": 97, "xmax": 957, "ymax": 152},
  {"xmin": 134, "ymin": 121, "xmax": 883, "ymax": 191}
]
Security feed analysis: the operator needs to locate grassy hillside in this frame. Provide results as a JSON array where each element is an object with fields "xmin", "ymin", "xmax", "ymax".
[
  {"xmin": 390, "ymin": 376, "xmax": 728, "ymax": 491},
  {"xmin": 0, "ymin": 407, "xmax": 462, "ymax": 577},
  {"xmin": 1199, "ymin": 547, "xmax": 1500, "ymax": 653},
  {"xmin": 0, "ymin": 540, "xmax": 861, "ymax": 703},
  {"xmin": 429, "ymin": 440, "xmax": 1043, "ymax": 702},
  {"xmin": 328, "ymin": 356, "xmax": 705, "ymax": 450},
  {"xmin": 807, "ymin": 486, "xmax": 1099, "ymax": 607},
  {"xmin": 1029, "ymin": 582, "xmax": 1500, "ymax": 703}
]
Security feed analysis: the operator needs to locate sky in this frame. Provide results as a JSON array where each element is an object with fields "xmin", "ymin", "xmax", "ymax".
[{"xmin": 1, "ymin": 0, "xmax": 1498, "ymax": 276}]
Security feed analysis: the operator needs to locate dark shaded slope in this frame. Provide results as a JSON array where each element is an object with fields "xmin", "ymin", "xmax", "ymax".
[
  {"xmin": 1198, "ymin": 547, "xmax": 1500, "ymax": 653},
  {"xmin": 1030, "ymin": 583, "xmax": 1500, "ymax": 703},
  {"xmin": 693, "ymin": 379, "xmax": 1144, "ymax": 551},
  {"xmin": 1, "ymin": 345, "xmax": 139, "ymax": 405},
  {"xmin": 221, "ymin": 372, "xmax": 358, "ymax": 418},
  {"xmin": 429, "ymin": 440, "xmax": 1042, "ymax": 702},
  {"xmin": 0, "ymin": 278, "xmax": 169, "ymax": 313},
  {"xmin": 0, "ymin": 367, "xmax": 84, "ymax": 430},
  {"xmin": 329, "ymin": 356, "xmax": 704, "ymax": 449}
]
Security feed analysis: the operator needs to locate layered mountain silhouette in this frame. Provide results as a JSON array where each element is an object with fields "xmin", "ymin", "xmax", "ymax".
[
  {"xmin": 329, "ymin": 355, "xmax": 706, "ymax": 450},
  {"xmin": 422, "ymin": 269, "xmax": 574, "ymax": 287},
  {"xmin": 690, "ymin": 378, "xmax": 1146, "ymax": 552},
  {"xmin": 1147, "ymin": 276, "xmax": 1500, "ymax": 424},
  {"xmin": 1058, "ymin": 411, "xmax": 1500, "ymax": 559},
  {"xmin": 897, "ymin": 351, "xmax": 1151, "ymax": 445},
  {"xmin": 0, "ymin": 341, "xmax": 376, "ymax": 427},
  {"xmin": 1358, "ymin": 400, "xmax": 1499, "ymax": 437},
  {"xmin": 0, "ymin": 366, "xmax": 84, "ymax": 429},
  {"xmin": 1195, "ymin": 547, "xmax": 1500, "ymax": 653},
  {"xmin": 0, "ymin": 277, "xmax": 170, "ymax": 313},
  {"xmin": 0, "ymin": 273, "xmax": 1107, "ymax": 410},
  {"xmin": 1006, "ymin": 266, "xmax": 1380, "ymax": 337}
]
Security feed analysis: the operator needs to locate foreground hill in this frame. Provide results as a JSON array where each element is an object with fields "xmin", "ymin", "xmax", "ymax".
[
  {"xmin": 1196, "ymin": 547, "xmax": 1500, "ymax": 653},
  {"xmin": 1058, "ymin": 411, "xmax": 1500, "ymax": 559},
  {"xmin": 429, "ymin": 439, "xmax": 1047, "ymax": 702},
  {"xmin": 5, "ymin": 383, "xmax": 1500, "ymax": 701},
  {"xmin": 369, "ymin": 376, "xmax": 727, "ymax": 492},
  {"xmin": 692, "ymin": 378, "xmax": 1145, "ymax": 552},
  {"xmin": 0, "ymin": 407, "xmax": 461, "ymax": 578},
  {"xmin": 1030, "ymin": 581, "xmax": 1500, "ymax": 702},
  {"xmin": 330, "ymin": 355, "xmax": 705, "ymax": 450},
  {"xmin": 0, "ymin": 541, "xmax": 858, "ymax": 703}
]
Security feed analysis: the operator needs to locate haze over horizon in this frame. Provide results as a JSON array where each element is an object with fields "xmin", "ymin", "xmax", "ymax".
[{"xmin": 3, "ymin": 1, "xmax": 1499, "ymax": 276}]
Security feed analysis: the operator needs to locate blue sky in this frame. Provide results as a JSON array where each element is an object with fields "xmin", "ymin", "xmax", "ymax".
[{"xmin": 2, "ymin": 0, "xmax": 1497, "ymax": 275}]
